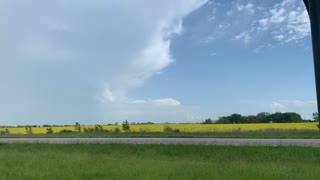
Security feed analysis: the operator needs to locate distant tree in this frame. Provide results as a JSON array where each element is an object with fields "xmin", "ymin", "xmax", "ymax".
[
  {"xmin": 215, "ymin": 112, "xmax": 305, "ymax": 124},
  {"xmin": 74, "ymin": 122, "xmax": 81, "ymax": 132},
  {"xmin": 122, "ymin": 120, "xmax": 130, "ymax": 132},
  {"xmin": 215, "ymin": 117, "xmax": 230, "ymax": 124},
  {"xmin": 201, "ymin": 118, "xmax": 214, "ymax": 124},
  {"xmin": 313, "ymin": 112, "xmax": 319, "ymax": 122},
  {"xmin": 229, "ymin": 114, "xmax": 243, "ymax": 124},
  {"xmin": 269, "ymin": 112, "xmax": 303, "ymax": 123},
  {"xmin": 256, "ymin": 112, "xmax": 271, "ymax": 123}
]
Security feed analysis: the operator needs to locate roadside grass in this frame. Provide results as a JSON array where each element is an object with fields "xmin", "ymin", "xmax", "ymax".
[
  {"xmin": 1, "ymin": 129, "xmax": 320, "ymax": 139},
  {"xmin": 0, "ymin": 143, "xmax": 319, "ymax": 179}
]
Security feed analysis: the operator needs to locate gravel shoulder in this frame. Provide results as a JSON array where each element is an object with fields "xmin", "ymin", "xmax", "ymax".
[{"xmin": 0, "ymin": 138, "xmax": 320, "ymax": 146}]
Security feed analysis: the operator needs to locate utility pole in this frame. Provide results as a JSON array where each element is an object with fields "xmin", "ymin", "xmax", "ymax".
[{"xmin": 304, "ymin": 0, "xmax": 320, "ymax": 129}]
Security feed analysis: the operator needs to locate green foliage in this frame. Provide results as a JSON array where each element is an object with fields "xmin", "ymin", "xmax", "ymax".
[
  {"xmin": 25, "ymin": 127, "xmax": 33, "ymax": 134},
  {"xmin": 201, "ymin": 118, "xmax": 214, "ymax": 124},
  {"xmin": 46, "ymin": 128, "xmax": 53, "ymax": 134},
  {"xmin": 122, "ymin": 120, "xmax": 130, "ymax": 132},
  {"xmin": 215, "ymin": 112, "xmax": 303, "ymax": 124}
]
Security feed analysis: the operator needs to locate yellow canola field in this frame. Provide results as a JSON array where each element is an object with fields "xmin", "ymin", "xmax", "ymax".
[{"xmin": 0, "ymin": 123, "xmax": 318, "ymax": 134}]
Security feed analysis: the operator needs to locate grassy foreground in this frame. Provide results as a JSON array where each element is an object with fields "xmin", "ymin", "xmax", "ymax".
[{"xmin": 0, "ymin": 144, "xmax": 320, "ymax": 179}]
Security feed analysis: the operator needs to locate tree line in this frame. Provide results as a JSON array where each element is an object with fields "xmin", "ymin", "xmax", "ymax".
[{"xmin": 202, "ymin": 112, "xmax": 319, "ymax": 124}]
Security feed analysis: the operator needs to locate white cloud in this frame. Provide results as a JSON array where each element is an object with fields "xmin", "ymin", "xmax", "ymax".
[
  {"xmin": 227, "ymin": 2, "xmax": 255, "ymax": 16},
  {"xmin": 257, "ymin": 0, "xmax": 310, "ymax": 43},
  {"xmin": 100, "ymin": 85, "xmax": 116, "ymax": 103},
  {"xmin": 0, "ymin": 0, "xmax": 207, "ymax": 124},
  {"xmin": 233, "ymin": 31, "xmax": 251, "ymax": 44},
  {"xmin": 205, "ymin": 0, "xmax": 310, "ymax": 49},
  {"xmin": 152, "ymin": 98, "xmax": 181, "ymax": 106},
  {"xmin": 132, "ymin": 98, "xmax": 181, "ymax": 107}
]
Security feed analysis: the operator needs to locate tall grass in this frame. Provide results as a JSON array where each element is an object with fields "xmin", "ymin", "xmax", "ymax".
[{"xmin": 0, "ymin": 144, "xmax": 319, "ymax": 179}]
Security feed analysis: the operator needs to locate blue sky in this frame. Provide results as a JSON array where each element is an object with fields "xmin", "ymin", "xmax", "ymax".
[{"xmin": 0, "ymin": 0, "xmax": 317, "ymax": 125}]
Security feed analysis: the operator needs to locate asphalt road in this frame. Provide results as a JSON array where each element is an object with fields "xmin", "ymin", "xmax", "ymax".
[{"xmin": 0, "ymin": 138, "xmax": 320, "ymax": 146}]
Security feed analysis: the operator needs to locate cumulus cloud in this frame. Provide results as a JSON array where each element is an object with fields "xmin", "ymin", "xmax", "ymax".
[{"xmin": 0, "ymin": 0, "xmax": 207, "ymax": 124}]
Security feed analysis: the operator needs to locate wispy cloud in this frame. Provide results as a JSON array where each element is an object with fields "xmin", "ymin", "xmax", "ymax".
[
  {"xmin": 132, "ymin": 98, "xmax": 181, "ymax": 107},
  {"xmin": 227, "ymin": 2, "xmax": 255, "ymax": 16}
]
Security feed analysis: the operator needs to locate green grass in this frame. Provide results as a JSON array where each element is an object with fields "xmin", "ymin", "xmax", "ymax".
[
  {"xmin": 1, "ymin": 129, "xmax": 320, "ymax": 139},
  {"xmin": 0, "ymin": 143, "xmax": 320, "ymax": 179}
]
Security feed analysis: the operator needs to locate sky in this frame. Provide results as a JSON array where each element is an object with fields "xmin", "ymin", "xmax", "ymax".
[{"xmin": 0, "ymin": 0, "xmax": 317, "ymax": 125}]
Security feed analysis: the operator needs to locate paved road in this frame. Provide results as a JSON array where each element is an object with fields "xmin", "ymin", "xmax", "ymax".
[{"xmin": 0, "ymin": 138, "xmax": 320, "ymax": 146}]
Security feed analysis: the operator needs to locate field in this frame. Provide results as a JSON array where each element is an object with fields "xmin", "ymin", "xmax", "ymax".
[
  {"xmin": 0, "ymin": 143, "xmax": 319, "ymax": 179},
  {"xmin": 1, "ymin": 122, "xmax": 318, "ymax": 134}
]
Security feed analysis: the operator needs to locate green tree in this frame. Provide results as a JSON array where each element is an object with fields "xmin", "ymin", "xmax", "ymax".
[
  {"xmin": 215, "ymin": 117, "xmax": 230, "ymax": 124},
  {"xmin": 122, "ymin": 120, "xmax": 130, "ymax": 132},
  {"xmin": 229, "ymin": 114, "xmax": 243, "ymax": 124},
  {"xmin": 269, "ymin": 112, "xmax": 303, "ymax": 123}
]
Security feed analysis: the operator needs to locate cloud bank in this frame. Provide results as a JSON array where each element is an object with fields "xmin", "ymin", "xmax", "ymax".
[{"xmin": 0, "ymin": 0, "xmax": 207, "ymax": 125}]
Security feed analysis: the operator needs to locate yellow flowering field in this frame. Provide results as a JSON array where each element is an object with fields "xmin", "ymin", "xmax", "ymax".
[{"xmin": 0, "ymin": 122, "xmax": 318, "ymax": 134}]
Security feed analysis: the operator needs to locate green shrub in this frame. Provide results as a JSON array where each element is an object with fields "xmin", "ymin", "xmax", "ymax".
[
  {"xmin": 114, "ymin": 128, "xmax": 120, "ymax": 133},
  {"xmin": 122, "ymin": 120, "xmax": 130, "ymax": 132},
  {"xmin": 59, "ymin": 129, "xmax": 74, "ymax": 133},
  {"xmin": 25, "ymin": 127, "xmax": 33, "ymax": 134},
  {"xmin": 164, "ymin": 125, "xmax": 179, "ymax": 133},
  {"xmin": 46, "ymin": 128, "xmax": 53, "ymax": 134}
]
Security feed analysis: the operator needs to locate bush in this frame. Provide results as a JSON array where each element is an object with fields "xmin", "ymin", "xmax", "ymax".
[
  {"xmin": 59, "ymin": 129, "xmax": 74, "ymax": 133},
  {"xmin": 114, "ymin": 128, "xmax": 120, "ymax": 133},
  {"xmin": 46, "ymin": 127, "xmax": 53, "ymax": 134},
  {"xmin": 164, "ymin": 125, "xmax": 180, "ymax": 133},
  {"xmin": 122, "ymin": 120, "xmax": 130, "ymax": 132},
  {"xmin": 83, "ymin": 125, "xmax": 108, "ymax": 133}
]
